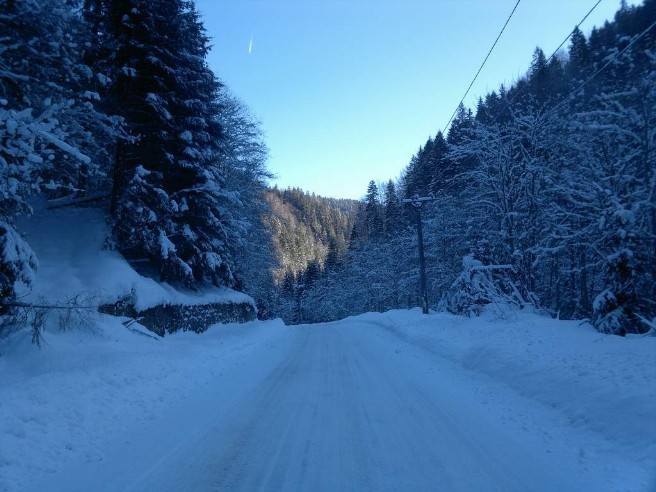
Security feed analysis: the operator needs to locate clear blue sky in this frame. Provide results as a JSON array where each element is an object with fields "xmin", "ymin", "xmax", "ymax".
[{"xmin": 195, "ymin": 0, "xmax": 635, "ymax": 200}]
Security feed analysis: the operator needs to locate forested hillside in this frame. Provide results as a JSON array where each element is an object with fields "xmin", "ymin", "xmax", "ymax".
[
  {"xmin": 265, "ymin": 187, "xmax": 358, "ymax": 280},
  {"xmin": 2, "ymin": 0, "xmax": 653, "ymax": 337},
  {"xmin": 292, "ymin": 0, "xmax": 656, "ymax": 334}
]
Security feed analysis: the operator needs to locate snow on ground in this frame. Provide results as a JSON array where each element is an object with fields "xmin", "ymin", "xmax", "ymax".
[
  {"xmin": 1, "ymin": 307, "xmax": 654, "ymax": 491},
  {"xmin": 16, "ymin": 201, "xmax": 253, "ymax": 311},
  {"xmin": 373, "ymin": 308, "xmax": 656, "ymax": 461},
  {"xmin": 3, "ymin": 204, "xmax": 654, "ymax": 491},
  {"xmin": 0, "ymin": 317, "xmax": 291, "ymax": 492}
]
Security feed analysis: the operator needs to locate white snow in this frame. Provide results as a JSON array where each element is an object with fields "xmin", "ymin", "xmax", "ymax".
[
  {"xmin": 371, "ymin": 309, "xmax": 656, "ymax": 461},
  {"xmin": 1, "ymin": 307, "xmax": 654, "ymax": 491},
  {"xmin": 0, "ymin": 318, "xmax": 288, "ymax": 491},
  {"xmin": 2, "ymin": 205, "xmax": 654, "ymax": 491},
  {"xmin": 15, "ymin": 201, "xmax": 254, "ymax": 312},
  {"xmin": 95, "ymin": 73, "xmax": 111, "ymax": 87},
  {"xmin": 179, "ymin": 130, "xmax": 193, "ymax": 143},
  {"xmin": 37, "ymin": 129, "xmax": 91, "ymax": 164}
]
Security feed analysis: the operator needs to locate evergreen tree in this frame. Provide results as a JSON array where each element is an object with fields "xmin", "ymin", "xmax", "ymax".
[
  {"xmin": 383, "ymin": 180, "xmax": 402, "ymax": 236},
  {"xmin": 567, "ymin": 27, "xmax": 590, "ymax": 81},
  {"xmin": 446, "ymin": 103, "xmax": 474, "ymax": 146},
  {"xmin": 98, "ymin": 0, "xmax": 236, "ymax": 289},
  {"xmin": 365, "ymin": 181, "xmax": 384, "ymax": 240},
  {"xmin": 400, "ymin": 149, "xmax": 421, "ymax": 199},
  {"xmin": 444, "ymin": 103, "xmax": 475, "ymax": 192},
  {"xmin": 427, "ymin": 131, "xmax": 448, "ymax": 194}
]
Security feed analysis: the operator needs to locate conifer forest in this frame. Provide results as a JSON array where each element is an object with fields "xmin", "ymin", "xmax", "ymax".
[
  {"xmin": 2, "ymin": 1, "xmax": 656, "ymax": 490},
  {"xmin": 1, "ymin": 0, "xmax": 655, "ymax": 336}
]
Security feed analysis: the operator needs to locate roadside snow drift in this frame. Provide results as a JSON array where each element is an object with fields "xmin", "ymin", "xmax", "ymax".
[
  {"xmin": 16, "ymin": 202, "xmax": 254, "ymax": 314},
  {"xmin": 1, "ymin": 308, "xmax": 654, "ymax": 491}
]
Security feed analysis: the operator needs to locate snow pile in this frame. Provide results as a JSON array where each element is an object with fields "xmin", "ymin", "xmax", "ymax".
[
  {"xmin": 0, "ymin": 317, "xmax": 289, "ymax": 492},
  {"xmin": 1, "ymin": 298, "xmax": 653, "ymax": 490},
  {"xmin": 364, "ymin": 308, "xmax": 656, "ymax": 471},
  {"xmin": 16, "ymin": 202, "xmax": 254, "ymax": 312}
]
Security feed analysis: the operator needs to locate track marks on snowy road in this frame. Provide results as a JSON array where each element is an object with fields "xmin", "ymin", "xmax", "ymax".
[
  {"xmin": 134, "ymin": 321, "xmax": 572, "ymax": 491},
  {"xmin": 337, "ymin": 324, "xmax": 524, "ymax": 491},
  {"xmin": 208, "ymin": 327, "xmax": 376, "ymax": 491}
]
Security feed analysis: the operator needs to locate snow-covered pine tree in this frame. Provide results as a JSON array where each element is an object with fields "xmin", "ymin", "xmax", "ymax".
[
  {"xmin": 364, "ymin": 181, "xmax": 383, "ymax": 240},
  {"xmin": 100, "ymin": 0, "xmax": 237, "ymax": 289},
  {"xmin": 445, "ymin": 253, "xmax": 528, "ymax": 317},
  {"xmin": 443, "ymin": 103, "xmax": 476, "ymax": 194}
]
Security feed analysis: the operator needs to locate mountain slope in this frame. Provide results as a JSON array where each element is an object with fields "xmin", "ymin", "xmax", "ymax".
[{"xmin": 265, "ymin": 187, "xmax": 358, "ymax": 281}]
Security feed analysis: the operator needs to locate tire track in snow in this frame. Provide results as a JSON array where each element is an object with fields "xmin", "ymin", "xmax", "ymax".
[{"xmin": 130, "ymin": 319, "xmax": 628, "ymax": 491}]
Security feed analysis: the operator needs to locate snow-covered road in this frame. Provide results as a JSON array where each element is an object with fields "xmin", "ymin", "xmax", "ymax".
[
  {"xmin": 5, "ymin": 205, "xmax": 652, "ymax": 491},
  {"xmin": 4, "ymin": 311, "xmax": 653, "ymax": 491},
  {"xmin": 137, "ymin": 321, "xmax": 553, "ymax": 491},
  {"xmin": 140, "ymin": 322, "xmax": 576, "ymax": 492},
  {"xmin": 15, "ymin": 316, "xmax": 649, "ymax": 491}
]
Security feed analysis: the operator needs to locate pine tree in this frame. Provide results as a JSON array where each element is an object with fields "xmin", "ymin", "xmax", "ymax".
[
  {"xmin": 383, "ymin": 180, "xmax": 402, "ymax": 237},
  {"xmin": 568, "ymin": 27, "xmax": 590, "ymax": 81},
  {"xmin": 365, "ymin": 181, "xmax": 383, "ymax": 240},
  {"xmin": 98, "ymin": 0, "xmax": 237, "ymax": 289},
  {"xmin": 400, "ymin": 148, "xmax": 421, "ymax": 199},
  {"xmin": 447, "ymin": 103, "xmax": 474, "ymax": 146},
  {"xmin": 428, "ymin": 131, "xmax": 448, "ymax": 194},
  {"xmin": 528, "ymin": 47, "xmax": 549, "ymax": 106},
  {"xmin": 445, "ymin": 103, "xmax": 475, "ymax": 193}
]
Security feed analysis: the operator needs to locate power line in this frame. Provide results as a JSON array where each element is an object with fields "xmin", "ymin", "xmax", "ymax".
[
  {"xmin": 442, "ymin": 0, "xmax": 522, "ymax": 134},
  {"xmin": 541, "ymin": 0, "xmax": 602, "ymax": 73},
  {"xmin": 542, "ymin": 17, "xmax": 656, "ymax": 120},
  {"xmin": 490, "ymin": 0, "xmax": 603, "ymax": 122}
]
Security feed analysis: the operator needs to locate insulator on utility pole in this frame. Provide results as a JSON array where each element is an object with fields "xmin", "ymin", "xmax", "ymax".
[{"xmin": 402, "ymin": 194, "xmax": 437, "ymax": 314}]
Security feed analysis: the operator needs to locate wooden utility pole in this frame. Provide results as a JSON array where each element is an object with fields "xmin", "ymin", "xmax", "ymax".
[{"xmin": 402, "ymin": 194, "xmax": 438, "ymax": 314}]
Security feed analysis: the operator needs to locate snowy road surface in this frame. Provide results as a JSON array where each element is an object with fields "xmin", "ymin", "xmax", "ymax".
[
  {"xmin": 6, "ymin": 206, "xmax": 652, "ymax": 491},
  {"xmin": 17, "ymin": 314, "xmax": 652, "ymax": 492}
]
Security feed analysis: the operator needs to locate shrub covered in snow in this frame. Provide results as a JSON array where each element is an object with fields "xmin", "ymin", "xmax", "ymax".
[{"xmin": 444, "ymin": 254, "xmax": 531, "ymax": 317}]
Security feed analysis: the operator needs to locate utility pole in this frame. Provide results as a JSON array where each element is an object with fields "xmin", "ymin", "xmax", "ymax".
[{"xmin": 402, "ymin": 194, "xmax": 438, "ymax": 314}]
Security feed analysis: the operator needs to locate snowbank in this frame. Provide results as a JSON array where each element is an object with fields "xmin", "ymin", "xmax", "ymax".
[
  {"xmin": 0, "ymin": 316, "xmax": 289, "ymax": 492},
  {"xmin": 359, "ymin": 308, "xmax": 656, "ymax": 473},
  {"xmin": 16, "ymin": 202, "xmax": 254, "ymax": 313}
]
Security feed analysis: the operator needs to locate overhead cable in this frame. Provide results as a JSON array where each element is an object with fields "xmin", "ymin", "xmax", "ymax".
[
  {"xmin": 442, "ymin": 0, "xmax": 522, "ymax": 133},
  {"xmin": 491, "ymin": 0, "xmax": 603, "ymax": 121}
]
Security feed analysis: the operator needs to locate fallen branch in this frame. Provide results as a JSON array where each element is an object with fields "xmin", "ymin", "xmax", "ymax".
[
  {"xmin": 122, "ymin": 319, "xmax": 161, "ymax": 341},
  {"xmin": 46, "ymin": 192, "xmax": 111, "ymax": 209}
]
